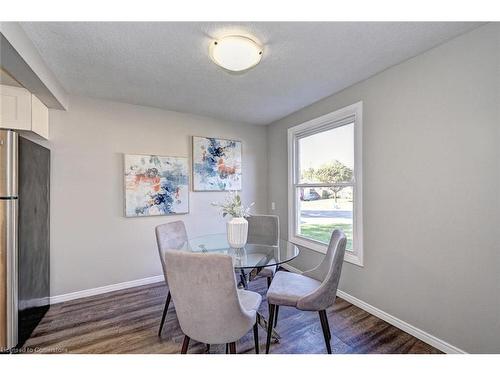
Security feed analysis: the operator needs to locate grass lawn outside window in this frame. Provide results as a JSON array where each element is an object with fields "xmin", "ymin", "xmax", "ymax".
[{"xmin": 298, "ymin": 197, "xmax": 353, "ymax": 251}]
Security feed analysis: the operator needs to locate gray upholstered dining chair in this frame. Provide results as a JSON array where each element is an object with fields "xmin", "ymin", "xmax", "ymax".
[
  {"xmin": 164, "ymin": 250, "xmax": 262, "ymax": 354},
  {"xmin": 155, "ymin": 220, "xmax": 189, "ymax": 336},
  {"xmin": 247, "ymin": 215, "xmax": 279, "ymax": 288},
  {"xmin": 265, "ymin": 229, "xmax": 347, "ymax": 354}
]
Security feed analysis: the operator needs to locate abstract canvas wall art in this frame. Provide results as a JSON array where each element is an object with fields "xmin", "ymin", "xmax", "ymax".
[
  {"xmin": 192, "ymin": 136, "xmax": 242, "ymax": 191},
  {"xmin": 124, "ymin": 154, "xmax": 189, "ymax": 217}
]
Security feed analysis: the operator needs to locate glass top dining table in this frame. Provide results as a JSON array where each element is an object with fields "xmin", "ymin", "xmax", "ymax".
[
  {"xmin": 180, "ymin": 233, "xmax": 299, "ymax": 342},
  {"xmin": 183, "ymin": 234, "xmax": 300, "ymax": 270}
]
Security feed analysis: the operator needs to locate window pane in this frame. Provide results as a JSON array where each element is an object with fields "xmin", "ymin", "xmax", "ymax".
[
  {"xmin": 297, "ymin": 186, "xmax": 353, "ymax": 251},
  {"xmin": 298, "ymin": 123, "xmax": 354, "ymax": 184}
]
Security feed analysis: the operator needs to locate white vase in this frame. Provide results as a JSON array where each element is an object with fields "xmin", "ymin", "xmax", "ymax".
[{"xmin": 227, "ymin": 217, "xmax": 248, "ymax": 249}]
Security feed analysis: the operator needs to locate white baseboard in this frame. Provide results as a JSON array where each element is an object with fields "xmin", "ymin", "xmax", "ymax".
[
  {"xmin": 281, "ymin": 263, "xmax": 466, "ymax": 354},
  {"xmin": 49, "ymin": 275, "xmax": 164, "ymax": 304},
  {"xmin": 281, "ymin": 263, "xmax": 302, "ymax": 274},
  {"xmin": 49, "ymin": 266, "xmax": 467, "ymax": 354},
  {"xmin": 335, "ymin": 290, "xmax": 467, "ymax": 354}
]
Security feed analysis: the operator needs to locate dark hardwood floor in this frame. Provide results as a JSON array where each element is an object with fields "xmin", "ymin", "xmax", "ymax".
[{"xmin": 22, "ymin": 277, "xmax": 442, "ymax": 354}]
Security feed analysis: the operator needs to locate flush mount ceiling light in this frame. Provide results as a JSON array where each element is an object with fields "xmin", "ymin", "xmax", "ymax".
[{"xmin": 209, "ymin": 35, "xmax": 263, "ymax": 72}]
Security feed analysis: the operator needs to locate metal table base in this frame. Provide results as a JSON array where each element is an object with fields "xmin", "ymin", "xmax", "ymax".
[{"xmin": 239, "ymin": 269, "xmax": 280, "ymax": 343}]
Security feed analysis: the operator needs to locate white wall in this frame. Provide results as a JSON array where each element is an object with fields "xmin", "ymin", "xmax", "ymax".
[
  {"xmin": 267, "ymin": 23, "xmax": 500, "ymax": 353},
  {"xmin": 39, "ymin": 95, "xmax": 268, "ymax": 296}
]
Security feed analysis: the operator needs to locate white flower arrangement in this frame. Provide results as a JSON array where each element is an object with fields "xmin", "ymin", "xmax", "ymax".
[{"xmin": 211, "ymin": 191, "xmax": 254, "ymax": 218}]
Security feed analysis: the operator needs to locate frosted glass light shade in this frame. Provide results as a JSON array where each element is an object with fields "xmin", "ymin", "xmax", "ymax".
[{"xmin": 209, "ymin": 36, "xmax": 263, "ymax": 72}]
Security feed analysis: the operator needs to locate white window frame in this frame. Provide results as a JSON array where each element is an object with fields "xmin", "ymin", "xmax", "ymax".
[{"xmin": 287, "ymin": 101, "xmax": 363, "ymax": 266}]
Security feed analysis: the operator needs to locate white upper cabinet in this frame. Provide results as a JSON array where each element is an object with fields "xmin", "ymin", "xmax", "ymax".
[
  {"xmin": 30, "ymin": 94, "xmax": 49, "ymax": 139},
  {"xmin": 0, "ymin": 85, "xmax": 32, "ymax": 130},
  {"xmin": 0, "ymin": 84, "xmax": 49, "ymax": 139}
]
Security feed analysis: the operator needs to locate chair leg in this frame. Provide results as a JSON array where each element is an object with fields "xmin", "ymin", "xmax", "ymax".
[
  {"xmin": 321, "ymin": 310, "xmax": 331, "ymax": 340},
  {"xmin": 318, "ymin": 310, "xmax": 332, "ymax": 354},
  {"xmin": 206, "ymin": 344, "xmax": 210, "ymax": 353},
  {"xmin": 158, "ymin": 291, "xmax": 171, "ymax": 336},
  {"xmin": 266, "ymin": 304, "xmax": 276, "ymax": 354},
  {"xmin": 274, "ymin": 305, "xmax": 279, "ymax": 328},
  {"xmin": 229, "ymin": 342, "xmax": 237, "ymax": 354},
  {"xmin": 266, "ymin": 277, "xmax": 272, "ymax": 288},
  {"xmin": 181, "ymin": 335, "xmax": 190, "ymax": 354},
  {"xmin": 239, "ymin": 270, "xmax": 248, "ymax": 289},
  {"xmin": 253, "ymin": 322, "xmax": 259, "ymax": 354},
  {"xmin": 225, "ymin": 343, "xmax": 229, "ymax": 354}
]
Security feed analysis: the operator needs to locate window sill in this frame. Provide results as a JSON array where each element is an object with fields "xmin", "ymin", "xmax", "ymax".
[{"xmin": 290, "ymin": 235, "xmax": 364, "ymax": 267}]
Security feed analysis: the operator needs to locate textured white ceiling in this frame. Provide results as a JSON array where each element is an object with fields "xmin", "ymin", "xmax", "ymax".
[{"xmin": 20, "ymin": 22, "xmax": 483, "ymax": 125}]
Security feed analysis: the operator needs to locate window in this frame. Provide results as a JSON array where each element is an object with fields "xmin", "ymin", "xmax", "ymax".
[{"xmin": 288, "ymin": 102, "xmax": 363, "ymax": 266}]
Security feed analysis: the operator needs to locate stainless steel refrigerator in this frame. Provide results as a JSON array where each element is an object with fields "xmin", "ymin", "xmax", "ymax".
[{"xmin": 0, "ymin": 129, "xmax": 50, "ymax": 352}]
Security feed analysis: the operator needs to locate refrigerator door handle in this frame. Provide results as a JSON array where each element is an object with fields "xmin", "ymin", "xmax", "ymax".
[
  {"xmin": 0, "ymin": 198, "xmax": 18, "ymax": 351},
  {"xmin": 0, "ymin": 130, "xmax": 18, "ymax": 198}
]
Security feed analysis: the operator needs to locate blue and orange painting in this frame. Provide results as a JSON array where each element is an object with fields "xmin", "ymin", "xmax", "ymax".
[
  {"xmin": 124, "ymin": 154, "xmax": 189, "ymax": 217},
  {"xmin": 192, "ymin": 136, "xmax": 242, "ymax": 191}
]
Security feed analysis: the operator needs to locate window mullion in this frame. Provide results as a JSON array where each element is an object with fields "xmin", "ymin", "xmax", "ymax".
[{"xmin": 295, "ymin": 183, "xmax": 354, "ymax": 188}]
